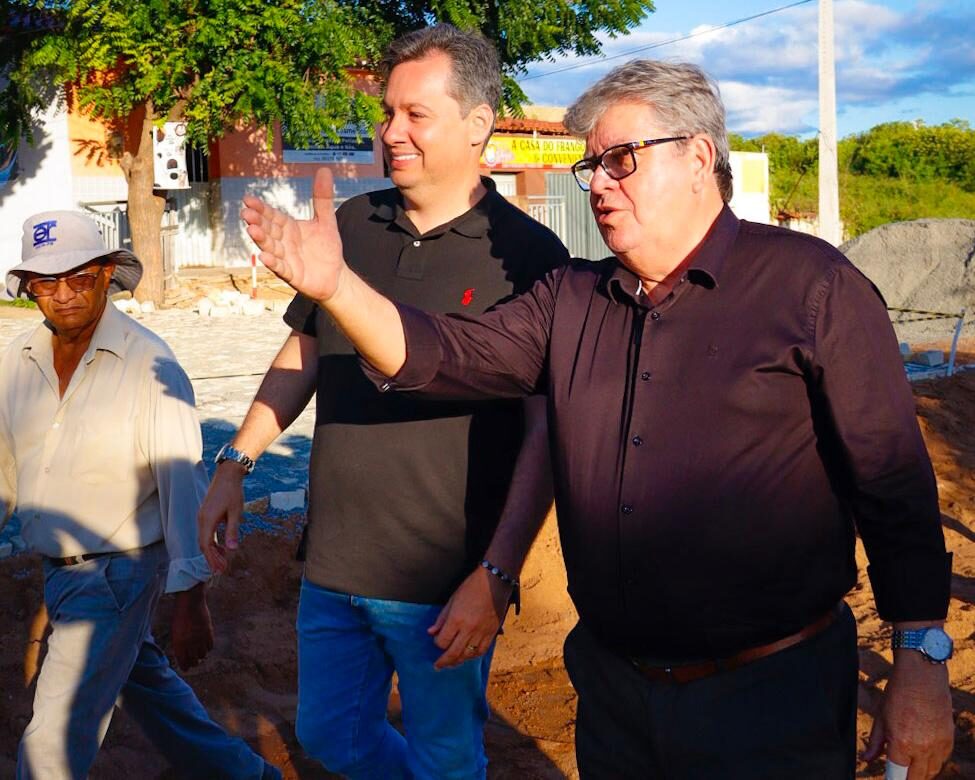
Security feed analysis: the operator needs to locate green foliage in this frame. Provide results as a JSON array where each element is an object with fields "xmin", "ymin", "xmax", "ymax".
[
  {"xmin": 1, "ymin": 1, "xmax": 654, "ymax": 149},
  {"xmin": 731, "ymin": 121, "xmax": 975, "ymax": 237},
  {"xmin": 0, "ymin": 297, "xmax": 37, "ymax": 309},
  {"xmin": 846, "ymin": 120, "xmax": 975, "ymax": 192},
  {"xmin": 840, "ymin": 174, "xmax": 975, "ymax": 236},
  {"xmin": 2, "ymin": 0, "xmax": 390, "ymax": 150},
  {"xmin": 352, "ymin": 1, "xmax": 654, "ymax": 111}
]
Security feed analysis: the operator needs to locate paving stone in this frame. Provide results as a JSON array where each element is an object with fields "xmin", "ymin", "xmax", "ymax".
[
  {"xmin": 912, "ymin": 350, "xmax": 946, "ymax": 366},
  {"xmin": 270, "ymin": 489, "xmax": 306, "ymax": 511}
]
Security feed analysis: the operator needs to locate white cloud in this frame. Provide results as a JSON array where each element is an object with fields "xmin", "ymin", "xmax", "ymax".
[
  {"xmin": 721, "ymin": 82, "xmax": 818, "ymax": 135},
  {"xmin": 520, "ymin": 0, "xmax": 975, "ymax": 135}
]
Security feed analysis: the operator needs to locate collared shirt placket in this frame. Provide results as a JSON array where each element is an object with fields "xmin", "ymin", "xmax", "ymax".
[
  {"xmin": 396, "ymin": 231, "xmax": 429, "ymax": 281},
  {"xmin": 616, "ymin": 275, "xmax": 699, "ymax": 618},
  {"xmin": 25, "ymin": 353, "xmax": 75, "ymax": 521}
]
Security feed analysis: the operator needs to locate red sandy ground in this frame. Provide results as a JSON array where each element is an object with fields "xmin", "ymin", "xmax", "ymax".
[{"xmin": 2, "ymin": 348, "xmax": 974, "ymax": 779}]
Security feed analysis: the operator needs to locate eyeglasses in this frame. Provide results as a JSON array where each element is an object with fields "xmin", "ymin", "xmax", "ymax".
[
  {"xmin": 26, "ymin": 271, "xmax": 101, "ymax": 298},
  {"xmin": 571, "ymin": 136, "xmax": 689, "ymax": 191}
]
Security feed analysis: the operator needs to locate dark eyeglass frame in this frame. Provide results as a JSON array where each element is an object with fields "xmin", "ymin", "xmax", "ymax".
[
  {"xmin": 571, "ymin": 136, "xmax": 690, "ymax": 191},
  {"xmin": 26, "ymin": 270, "xmax": 102, "ymax": 298}
]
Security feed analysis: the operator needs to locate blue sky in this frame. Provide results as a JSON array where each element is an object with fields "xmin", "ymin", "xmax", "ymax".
[{"xmin": 519, "ymin": 0, "xmax": 975, "ymax": 138}]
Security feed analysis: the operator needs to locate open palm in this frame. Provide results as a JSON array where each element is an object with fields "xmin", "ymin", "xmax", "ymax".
[{"xmin": 241, "ymin": 167, "xmax": 346, "ymax": 303}]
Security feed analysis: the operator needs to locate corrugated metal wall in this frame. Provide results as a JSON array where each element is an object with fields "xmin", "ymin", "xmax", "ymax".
[{"xmin": 545, "ymin": 172, "xmax": 611, "ymax": 261}]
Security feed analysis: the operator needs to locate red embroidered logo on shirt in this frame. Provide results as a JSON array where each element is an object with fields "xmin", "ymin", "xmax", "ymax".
[{"xmin": 461, "ymin": 288, "xmax": 475, "ymax": 306}]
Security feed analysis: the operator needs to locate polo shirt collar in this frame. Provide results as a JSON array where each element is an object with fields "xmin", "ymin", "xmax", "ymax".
[
  {"xmin": 371, "ymin": 176, "xmax": 501, "ymax": 240},
  {"xmin": 23, "ymin": 299, "xmax": 129, "ymax": 365},
  {"xmin": 603, "ymin": 204, "xmax": 739, "ymax": 305}
]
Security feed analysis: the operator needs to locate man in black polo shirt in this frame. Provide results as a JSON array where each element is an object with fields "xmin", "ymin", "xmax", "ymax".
[
  {"xmin": 198, "ymin": 25, "xmax": 566, "ymax": 780},
  {"xmin": 242, "ymin": 60, "xmax": 955, "ymax": 779}
]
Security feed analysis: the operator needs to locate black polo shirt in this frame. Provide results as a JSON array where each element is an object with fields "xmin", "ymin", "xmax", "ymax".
[
  {"xmin": 381, "ymin": 205, "xmax": 951, "ymax": 657},
  {"xmin": 285, "ymin": 179, "xmax": 568, "ymax": 603}
]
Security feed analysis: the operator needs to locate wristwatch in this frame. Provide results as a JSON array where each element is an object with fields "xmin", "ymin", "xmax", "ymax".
[
  {"xmin": 214, "ymin": 443, "xmax": 256, "ymax": 475},
  {"xmin": 892, "ymin": 627, "xmax": 953, "ymax": 663}
]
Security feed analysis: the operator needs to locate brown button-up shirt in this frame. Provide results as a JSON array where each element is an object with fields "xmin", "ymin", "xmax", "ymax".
[{"xmin": 376, "ymin": 206, "xmax": 950, "ymax": 658}]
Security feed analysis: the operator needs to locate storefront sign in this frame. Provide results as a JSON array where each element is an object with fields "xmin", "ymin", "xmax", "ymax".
[
  {"xmin": 482, "ymin": 136, "xmax": 585, "ymax": 169},
  {"xmin": 282, "ymin": 123, "xmax": 375, "ymax": 164}
]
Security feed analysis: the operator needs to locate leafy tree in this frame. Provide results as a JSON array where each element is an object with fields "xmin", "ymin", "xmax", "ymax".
[
  {"xmin": 2, "ymin": 0, "xmax": 388, "ymax": 303},
  {"xmin": 367, "ymin": 1, "xmax": 654, "ymax": 110},
  {"xmin": 731, "ymin": 121, "xmax": 975, "ymax": 238},
  {"xmin": 1, "ymin": 0, "xmax": 654, "ymax": 303},
  {"xmin": 847, "ymin": 120, "xmax": 975, "ymax": 192}
]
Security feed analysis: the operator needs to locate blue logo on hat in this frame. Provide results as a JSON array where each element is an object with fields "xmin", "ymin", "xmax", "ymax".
[{"xmin": 33, "ymin": 219, "xmax": 57, "ymax": 248}]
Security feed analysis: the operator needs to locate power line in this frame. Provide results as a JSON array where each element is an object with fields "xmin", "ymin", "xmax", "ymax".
[{"xmin": 521, "ymin": 0, "xmax": 816, "ymax": 81}]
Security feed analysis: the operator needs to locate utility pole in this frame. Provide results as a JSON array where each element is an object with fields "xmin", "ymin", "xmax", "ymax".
[{"xmin": 818, "ymin": 0, "xmax": 842, "ymax": 245}]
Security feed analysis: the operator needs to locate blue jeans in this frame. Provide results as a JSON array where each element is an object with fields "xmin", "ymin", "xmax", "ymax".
[
  {"xmin": 17, "ymin": 542, "xmax": 276, "ymax": 780},
  {"xmin": 296, "ymin": 579, "xmax": 495, "ymax": 780}
]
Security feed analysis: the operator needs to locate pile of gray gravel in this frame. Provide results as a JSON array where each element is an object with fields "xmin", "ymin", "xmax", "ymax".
[{"xmin": 841, "ymin": 219, "xmax": 975, "ymax": 345}]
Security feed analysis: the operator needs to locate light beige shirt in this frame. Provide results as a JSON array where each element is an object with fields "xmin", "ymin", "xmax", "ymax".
[{"xmin": 0, "ymin": 303, "xmax": 210, "ymax": 592}]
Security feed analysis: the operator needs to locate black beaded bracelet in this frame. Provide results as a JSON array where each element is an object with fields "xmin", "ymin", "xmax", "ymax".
[
  {"xmin": 480, "ymin": 559, "xmax": 518, "ymax": 586},
  {"xmin": 480, "ymin": 559, "xmax": 521, "ymax": 615}
]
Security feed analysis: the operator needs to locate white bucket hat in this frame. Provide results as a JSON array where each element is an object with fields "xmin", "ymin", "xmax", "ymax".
[{"xmin": 6, "ymin": 210, "xmax": 143, "ymax": 298}]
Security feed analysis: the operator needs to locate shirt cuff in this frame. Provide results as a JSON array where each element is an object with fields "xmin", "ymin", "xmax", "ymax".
[
  {"xmin": 867, "ymin": 550, "xmax": 952, "ymax": 622},
  {"xmin": 360, "ymin": 303, "xmax": 444, "ymax": 392},
  {"xmin": 165, "ymin": 554, "xmax": 212, "ymax": 594}
]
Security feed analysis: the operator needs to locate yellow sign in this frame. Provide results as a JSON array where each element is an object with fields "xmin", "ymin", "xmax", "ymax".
[
  {"xmin": 740, "ymin": 157, "xmax": 767, "ymax": 194},
  {"xmin": 482, "ymin": 136, "xmax": 585, "ymax": 169}
]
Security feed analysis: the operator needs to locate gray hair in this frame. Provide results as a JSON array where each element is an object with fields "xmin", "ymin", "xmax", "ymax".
[
  {"xmin": 380, "ymin": 25, "xmax": 502, "ymax": 121},
  {"xmin": 564, "ymin": 60, "xmax": 733, "ymax": 202}
]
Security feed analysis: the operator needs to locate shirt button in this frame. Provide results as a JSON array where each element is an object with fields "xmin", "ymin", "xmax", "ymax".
[
  {"xmin": 650, "ymin": 311, "xmax": 661, "ymax": 321},
  {"xmin": 632, "ymin": 436, "xmax": 643, "ymax": 447},
  {"xmin": 412, "ymin": 240, "xmax": 421, "ymax": 247},
  {"xmin": 379, "ymin": 381, "xmax": 392, "ymax": 392},
  {"xmin": 641, "ymin": 371, "xmax": 651, "ymax": 381},
  {"xmin": 44, "ymin": 467, "xmax": 50, "ymax": 473},
  {"xmin": 621, "ymin": 504, "xmax": 633, "ymax": 515},
  {"xmin": 52, "ymin": 422, "xmax": 60, "ymax": 429}
]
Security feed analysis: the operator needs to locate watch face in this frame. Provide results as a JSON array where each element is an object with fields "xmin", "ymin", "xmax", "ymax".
[{"xmin": 921, "ymin": 629, "xmax": 953, "ymax": 662}]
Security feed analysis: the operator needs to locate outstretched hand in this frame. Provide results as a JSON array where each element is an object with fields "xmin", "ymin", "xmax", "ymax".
[{"xmin": 242, "ymin": 167, "xmax": 347, "ymax": 304}]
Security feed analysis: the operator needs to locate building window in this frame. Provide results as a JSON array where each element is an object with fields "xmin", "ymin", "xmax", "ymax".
[
  {"xmin": 490, "ymin": 173, "xmax": 518, "ymax": 197},
  {"xmin": 185, "ymin": 145, "xmax": 209, "ymax": 183}
]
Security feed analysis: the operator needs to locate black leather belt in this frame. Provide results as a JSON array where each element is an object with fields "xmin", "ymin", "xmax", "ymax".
[{"xmin": 48, "ymin": 550, "xmax": 116, "ymax": 567}]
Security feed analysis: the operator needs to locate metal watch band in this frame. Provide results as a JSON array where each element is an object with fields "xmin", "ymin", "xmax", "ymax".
[
  {"xmin": 892, "ymin": 629, "xmax": 923, "ymax": 651},
  {"xmin": 215, "ymin": 443, "xmax": 256, "ymax": 474},
  {"xmin": 891, "ymin": 627, "xmax": 953, "ymax": 663}
]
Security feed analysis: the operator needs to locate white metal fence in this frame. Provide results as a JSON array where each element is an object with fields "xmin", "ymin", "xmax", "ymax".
[
  {"xmin": 81, "ymin": 203, "xmax": 179, "ymax": 289},
  {"xmin": 526, "ymin": 196, "xmax": 567, "ymax": 245}
]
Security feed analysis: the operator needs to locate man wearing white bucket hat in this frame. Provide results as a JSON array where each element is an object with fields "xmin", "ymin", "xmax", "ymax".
[{"xmin": 0, "ymin": 211, "xmax": 280, "ymax": 779}]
